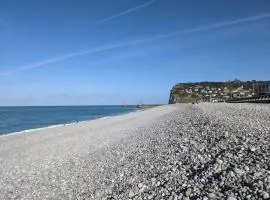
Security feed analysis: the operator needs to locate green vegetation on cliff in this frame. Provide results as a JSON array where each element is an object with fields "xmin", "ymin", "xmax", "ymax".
[{"xmin": 169, "ymin": 80, "xmax": 256, "ymax": 104}]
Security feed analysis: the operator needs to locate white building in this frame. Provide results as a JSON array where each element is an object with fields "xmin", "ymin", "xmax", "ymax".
[{"xmin": 258, "ymin": 81, "xmax": 270, "ymax": 95}]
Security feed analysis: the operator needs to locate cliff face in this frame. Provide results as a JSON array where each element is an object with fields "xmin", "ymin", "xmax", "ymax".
[{"xmin": 169, "ymin": 80, "xmax": 256, "ymax": 104}]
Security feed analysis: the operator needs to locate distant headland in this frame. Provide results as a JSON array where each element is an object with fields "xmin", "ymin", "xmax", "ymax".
[{"xmin": 169, "ymin": 80, "xmax": 270, "ymax": 104}]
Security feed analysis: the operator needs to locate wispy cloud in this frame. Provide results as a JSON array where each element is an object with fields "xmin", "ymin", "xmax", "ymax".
[
  {"xmin": 1, "ymin": 13, "xmax": 270, "ymax": 76},
  {"xmin": 96, "ymin": 0, "xmax": 159, "ymax": 24}
]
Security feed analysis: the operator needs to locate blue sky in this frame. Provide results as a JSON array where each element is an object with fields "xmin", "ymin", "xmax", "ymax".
[{"xmin": 0, "ymin": 0, "xmax": 270, "ymax": 105}]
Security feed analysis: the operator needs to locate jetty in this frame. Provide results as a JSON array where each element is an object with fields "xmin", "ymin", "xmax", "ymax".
[
  {"xmin": 226, "ymin": 94, "xmax": 270, "ymax": 103},
  {"xmin": 136, "ymin": 104, "xmax": 163, "ymax": 109}
]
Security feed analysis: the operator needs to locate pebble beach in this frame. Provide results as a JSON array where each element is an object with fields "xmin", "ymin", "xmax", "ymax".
[{"xmin": 1, "ymin": 103, "xmax": 270, "ymax": 200}]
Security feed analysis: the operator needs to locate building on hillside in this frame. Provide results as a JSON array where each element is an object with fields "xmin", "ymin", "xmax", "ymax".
[{"xmin": 257, "ymin": 81, "xmax": 270, "ymax": 95}]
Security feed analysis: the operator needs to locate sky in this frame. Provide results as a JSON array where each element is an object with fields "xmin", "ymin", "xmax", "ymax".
[{"xmin": 0, "ymin": 0, "xmax": 270, "ymax": 105}]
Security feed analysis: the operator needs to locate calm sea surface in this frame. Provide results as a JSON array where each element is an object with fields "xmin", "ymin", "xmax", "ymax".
[{"xmin": 0, "ymin": 106, "xmax": 139, "ymax": 135}]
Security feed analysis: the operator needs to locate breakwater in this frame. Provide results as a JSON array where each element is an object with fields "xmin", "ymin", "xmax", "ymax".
[{"xmin": 226, "ymin": 94, "xmax": 270, "ymax": 103}]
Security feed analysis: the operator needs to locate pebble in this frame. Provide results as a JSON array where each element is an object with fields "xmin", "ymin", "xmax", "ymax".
[
  {"xmin": 254, "ymin": 172, "xmax": 263, "ymax": 177},
  {"xmin": 227, "ymin": 196, "xmax": 237, "ymax": 200},
  {"xmin": 185, "ymin": 188, "xmax": 192, "ymax": 197},
  {"xmin": 215, "ymin": 158, "xmax": 223, "ymax": 165},
  {"xmin": 262, "ymin": 192, "xmax": 270, "ymax": 199},
  {"xmin": 265, "ymin": 176, "xmax": 270, "ymax": 183},
  {"xmin": 224, "ymin": 131, "xmax": 229, "ymax": 137},
  {"xmin": 183, "ymin": 197, "xmax": 190, "ymax": 200},
  {"xmin": 234, "ymin": 168, "xmax": 244, "ymax": 175},
  {"xmin": 249, "ymin": 146, "xmax": 256, "ymax": 152},
  {"xmin": 207, "ymin": 193, "xmax": 216, "ymax": 199},
  {"xmin": 244, "ymin": 166, "xmax": 249, "ymax": 172},
  {"xmin": 128, "ymin": 190, "xmax": 136, "ymax": 198},
  {"xmin": 156, "ymin": 181, "xmax": 161, "ymax": 187}
]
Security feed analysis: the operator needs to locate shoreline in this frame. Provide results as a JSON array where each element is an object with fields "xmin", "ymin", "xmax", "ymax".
[
  {"xmin": 0, "ymin": 108, "xmax": 142, "ymax": 138},
  {"xmin": 1, "ymin": 103, "xmax": 269, "ymax": 199}
]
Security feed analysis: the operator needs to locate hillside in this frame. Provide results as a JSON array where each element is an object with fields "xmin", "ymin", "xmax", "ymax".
[{"xmin": 169, "ymin": 80, "xmax": 256, "ymax": 104}]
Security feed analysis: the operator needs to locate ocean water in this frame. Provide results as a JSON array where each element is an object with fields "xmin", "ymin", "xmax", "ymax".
[{"xmin": 0, "ymin": 106, "xmax": 139, "ymax": 135}]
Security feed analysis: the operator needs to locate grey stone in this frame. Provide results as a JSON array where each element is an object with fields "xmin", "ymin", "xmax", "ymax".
[
  {"xmin": 207, "ymin": 193, "xmax": 216, "ymax": 199},
  {"xmin": 263, "ymin": 192, "xmax": 270, "ymax": 199},
  {"xmin": 185, "ymin": 188, "xmax": 192, "ymax": 197},
  {"xmin": 227, "ymin": 196, "xmax": 237, "ymax": 200},
  {"xmin": 234, "ymin": 168, "xmax": 244, "ymax": 175},
  {"xmin": 128, "ymin": 190, "xmax": 136, "ymax": 198},
  {"xmin": 244, "ymin": 166, "xmax": 250, "ymax": 172},
  {"xmin": 215, "ymin": 158, "xmax": 223, "ymax": 165},
  {"xmin": 254, "ymin": 172, "xmax": 263, "ymax": 177}
]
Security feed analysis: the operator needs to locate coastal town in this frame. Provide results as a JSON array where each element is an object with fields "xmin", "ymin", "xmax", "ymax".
[{"xmin": 169, "ymin": 80, "xmax": 270, "ymax": 103}]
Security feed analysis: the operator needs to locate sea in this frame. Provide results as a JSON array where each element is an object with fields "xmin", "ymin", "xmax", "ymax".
[{"xmin": 0, "ymin": 106, "xmax": 139, "ymax": 135}]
